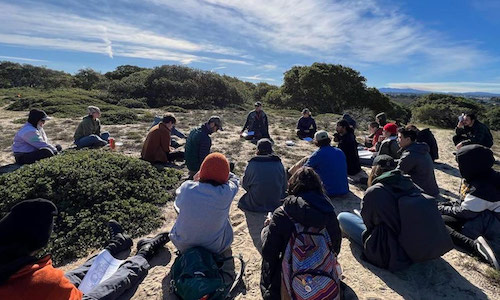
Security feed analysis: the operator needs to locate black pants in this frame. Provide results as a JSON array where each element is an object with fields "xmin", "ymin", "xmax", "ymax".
[
  {"xmin": 166, "ymin": 151, "xmax": 184, "ymax": 162},
  {"xmin": 297, "ymin": 130, "xmax": 315, "ymax": 139},
  {"xmin": 452, "ymin": 135, "xmax": 465, "ymax": 146},
  {"xmin": 442, "ymin": 215, "xmax": 476, "ymax": 254},
  {"xmin": 14, "ymin": 148, "xmax": 55, "ymax": 165}
]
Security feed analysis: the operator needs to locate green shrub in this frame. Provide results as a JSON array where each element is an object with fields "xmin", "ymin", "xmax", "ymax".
[
  {"xmin": 485, "ymin": 106, "xmax": 500, "ymax": 130},
  {"xmin": 0, "ymin": 150, "xmax": 182, "ymax": 265},
  {"xmin": 117, "ymin": 98, "xmax": 148, "ymax": 108}
]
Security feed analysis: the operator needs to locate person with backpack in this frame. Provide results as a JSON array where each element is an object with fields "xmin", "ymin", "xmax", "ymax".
[
  {"xmin": 397, "ymin": 127, "xmax": 440, "ymax": 197},
  {"xmin": 438, "ymin": 145, "xmax": 500, "ymax": 270},
  {"xmin": 141, "ymin": 113, "xmax": 184, "ymax": 164},
  {"xmin": 337, "ymin": 155, "xmax": 453, "ymax": 271},
  {"xmin": 73, "ymin": 106, "xmax": 109, "ymax": 148},
  {"xmin": 334, "ymin": 119, "xmax": 361, "ymax": 175},
  {"xmin": 240, "ymin": 101, "xmax": 270, "ymax": 140},
  {"xmin": 261, "ymin": 166, "xmax": 342, "ymax": 299},
  {"xmin": 296, "ymin": 108, "xmax": 317, "ymax": 139},
  {"xmin": 0, "ymin": 199, "xmax": 170, "ymax": 300},
  {"xmin": 12, "ymin": 109, "xmax": 61, "ymax": 165},
  {"xmin": 169, "ymin": 153, "xmax": 239, "ymax": 255},
  {"xmin": 406, "ymin": 124, "xmax": 439, "ymax": 161}
]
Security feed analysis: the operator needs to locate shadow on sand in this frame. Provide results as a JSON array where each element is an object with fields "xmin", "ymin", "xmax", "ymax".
[{"xmin": 434, "ymin": 162, "xmax": 462, "ymax": 178}]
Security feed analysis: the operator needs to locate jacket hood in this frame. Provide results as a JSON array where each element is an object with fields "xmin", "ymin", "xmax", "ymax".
[
  {"xmin": 457, "ymin": 144, "xmax": 495, "ymax": 181},
  {"xmin": 405, "ymin": 142, "xmax": 429, "ymax": 154},
  {"xmin": 0, "ymin": 249, "xmax": 39, "ymax": 285},
  {"xmin": 283, "ymin": 191, "xmax": 335, "ymax": 228},
  {"xmin": 249, "ymin": 154, "xmax": 281, "ymax": 163},
  {"xmin": 372, "ymin": 169, "xmax": 420, "ymax": 197}
]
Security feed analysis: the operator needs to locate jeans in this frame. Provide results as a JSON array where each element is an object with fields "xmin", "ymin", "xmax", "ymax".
[
  {"xmin": 337, "ymin": 212, "xmax": 366, "ymax": 247},
  {"xmin": 65, "ymin": 254, "xmax": 149, "ymax": 300},
  {"xmin": 75, "ymin": 132, "xmax": 110, "ymax": 148}
]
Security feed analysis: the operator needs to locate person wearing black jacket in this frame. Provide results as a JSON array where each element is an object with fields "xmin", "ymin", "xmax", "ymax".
[
  {"xmin": 296, "ymin": 108, "xmax": 317, "ymax": 139},
  {"xmin": 260, "ymin": 167, "xmax": 342, "ymax": 299},
  {"xmin": 453, "ymin": 113, "xmax": 493, "ymax": 149},
  {"xmin": 334, "ymin": 119, "xmax": 361, "ymax": 175},
  {"xmin": 406, "ymin": 125, "xmax": 439, "ymax": 161}
]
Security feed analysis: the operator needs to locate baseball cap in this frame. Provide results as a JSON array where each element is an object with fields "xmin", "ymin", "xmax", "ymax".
[{"xmin": 314, "ymin": 130, "xmax": 329, "ymax": 142}]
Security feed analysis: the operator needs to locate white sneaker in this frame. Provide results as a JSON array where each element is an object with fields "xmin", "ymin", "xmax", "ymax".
[{"xmin": 475, "ymin": 236, "xmax": 500, "ymax": 270}]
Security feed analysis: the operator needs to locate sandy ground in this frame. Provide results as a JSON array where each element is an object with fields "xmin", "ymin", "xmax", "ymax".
[{"xmin": 1, "ymin": 105, "xmax": 499, "ymax": 300}]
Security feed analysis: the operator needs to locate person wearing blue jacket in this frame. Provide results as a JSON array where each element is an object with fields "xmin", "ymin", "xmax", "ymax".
[{"xmin": 296, "ymin": 108, "xmax": 317, "ymax": 139}]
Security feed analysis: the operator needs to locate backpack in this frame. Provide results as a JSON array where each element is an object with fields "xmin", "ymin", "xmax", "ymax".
[
  {"xmin": 281, "ymin": 215, "xmax": 342, "ymax": 300},
  {"xmin": 170, "ymin": 247, "xmax": 244, "ymax": 300}
]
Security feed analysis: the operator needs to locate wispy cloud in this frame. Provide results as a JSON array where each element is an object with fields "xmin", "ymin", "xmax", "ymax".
[
  {"xmin": 210, "ymin": 66, "xmax": 227, "ymax": 72},
  {"xmin": 240, "ymin": 74, "xmax": 276, "ymax": 82},
  {"xmin": 387, "ymin": 82, "xmax": 500, "ymax": 93},
  {"xmin": 0, "ymin": 55, "xmax": 48, "ymax": 62}
]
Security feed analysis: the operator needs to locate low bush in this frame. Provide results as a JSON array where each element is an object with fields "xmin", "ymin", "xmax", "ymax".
[
  {"xmin": 117, "ymin": 98, "xmax": 148, "ymax": 108},
  {"xmin": 484, "ymin": 106, "xmax": 500, "ymax": 130},
  {"xmin": 0, "ymin": 150, "xmax": 182, "ymax": 265}
]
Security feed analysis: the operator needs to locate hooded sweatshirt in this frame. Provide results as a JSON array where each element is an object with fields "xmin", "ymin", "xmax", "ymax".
[
  {"xmin": 397, "ymin": 142, "xmax": 440, "ymax": 196},
  {"xmin": 12, "ymin": 123, "xmax": 57, "ymax": 154},
  {"xmin": 260, "ymin": 191, "xmax": 342, "ymax": 299},
  {"xmin": 416, "ymin": 128, "xmax": 439, "ymax": 161}
]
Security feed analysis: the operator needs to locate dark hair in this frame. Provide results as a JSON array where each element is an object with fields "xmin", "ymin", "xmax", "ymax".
[
  {"xmin": 369, "ymin": 122, "xmax": 379, "ymax": 129},
  {"xmin": 162, "ymin": 113, "xmax": 176, "ymax": 124},
  {"xmin": 314, "ymin": 138, "xmax": 331, "ymax": 147},
  {"xmin": 288, "ymin": 167, "xmax": 324, "ymax": 195},
  {"xmin": 398, "ymin": 128, "xmax": 417, "ymax": 142},
  {"xmin": 368, "ymin": 165, "xmax": 386, "ymax": 187},
  {"xmin": 405, "ymin": 124, "xmax": 418, "ymax": 131},
  {"xmin": 465, "ymin": 113, "xmax": 476, "ymax": 121},
  {"xmin": 337, "ymin": 119, "xmax": 350, "ymax": 129}
]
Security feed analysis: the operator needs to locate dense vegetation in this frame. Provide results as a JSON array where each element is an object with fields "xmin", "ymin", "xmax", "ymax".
[{"xmin": 0, "ymin": 150, "xmax": 182, "ymax": 265}]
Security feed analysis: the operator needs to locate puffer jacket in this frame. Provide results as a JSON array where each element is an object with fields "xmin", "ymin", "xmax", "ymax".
[
  {"xmin": 397, "ymin": 142, "xmax": 439, "ymax": 196},
  {"xmin": 261, "ymin": 191, "xmax": 342, "ymax": 299}
]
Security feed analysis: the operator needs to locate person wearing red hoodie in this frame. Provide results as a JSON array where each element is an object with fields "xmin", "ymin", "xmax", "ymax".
[{"xmin": 0, "ymin": 199, "xmax": 169, "ymax": 300}]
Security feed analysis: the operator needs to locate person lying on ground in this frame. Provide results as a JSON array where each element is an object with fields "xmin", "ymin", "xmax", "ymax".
[
  {"xmin": 397, "ymin": 127, "xmax": 440, "ymax": 197},
  {"xmin": 73, "ymin": 106, "xmax": 109, "ymax": 149},
  {"xmin": 288, "ymin": 130, "xmax": 349, "ymax": 197},
  {"xmin": 12, "ymin": 109, "xmax": 61, "ymax": 165},
  {"xmin": 296, "ymin": 108, "xmax": 317, "ymax": 139},
  {"xmin": 406, "ymin": 124, "xmax": 439, "ymax": 161},
  {"xmin": 238, "ymin": 139, "xmax": 287, "ymax": 213},
  {"xmin": 376, "ymin": 112, "xmax": 387, "ymax": 127},
  {"xmin": 364, "ymin": 121, "xmax": 383, "ymax": 150},
  {"xmin": 0, "ymin": 199, "xmax": 170, "ymax": 300},
  {"xmin": 438, "ymin": 145, "xmax": 500, "ymax": 270},
  {"xmin": 453, "ymin": 113, "xmax": 493, "ymax": 149},
  {"xmin": 240, "ymin": 101, "xmax": 270, "ymax": 140},
  {"xmin": 170, "ymin": 153, "xmax": 239, "ymax": 255},
  {"xmin": 335, "ymin": 119, "xmax": 361, "ymax": 176},
  {"xmin": 261, "ymin": 166, "xmax": 342, "ymax": 299},
  {"xmin": 184, "ymin": 116, "xmax": 223, "ymax": 179},
  {"xmin": 337, "ymin": 155, "xmax": 453, "ymax": 271},
  {"xmin": 375, "ymin": 123, "xmax": 400, "ymax": 159},
  {"xmin": 141, "ymin": 113, "xmax": 184, "ymax": 164}
]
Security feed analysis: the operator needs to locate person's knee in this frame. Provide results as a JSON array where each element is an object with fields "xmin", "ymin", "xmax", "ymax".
[{"xmin": 40, "ymin": 148, "xmax": 56, "ymax": 158}]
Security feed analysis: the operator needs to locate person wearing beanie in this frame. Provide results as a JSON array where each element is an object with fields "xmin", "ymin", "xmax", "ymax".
[
  {"xmin": 184, "ymin": 116, "xmax": 223, "ymax": 178},
  {"xmin": 170, "ymin": 153, "xmax": 240, "ymax": 254},
  {"xmin": 337, "ymin": 155, "xmax": 453, "ymax": 271},
  {"xmin": 438, "ymin": 145, "xmax": 500, "ymax": 270},
  {"xmin": 141, "ymin": 113, "xmax": 184, "ymax": 164},
  {"xmin": 0, "ymin": 199, "xmax": 170, "ymax": 300},
  {"xmin": 296, "ymin": 108, "xmax": 317, "ymax": 139},
  {"xmin": 73, "ymin": 106, "xmax": 109, "ymax": 149},
  {"xmin": 12, "ymin": 109, "xmax": 60, "ymax": 165},
  {"xmin": 240, "ymin": 101, "xmax": 270, "ymax": 140},
  {"xmin": 375, "ymin": 123, "xmax": 400, "ymax": 159}
]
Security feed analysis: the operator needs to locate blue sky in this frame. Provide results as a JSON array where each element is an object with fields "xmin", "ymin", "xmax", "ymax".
[{"xmin": 1, "ymin": 0, "xmax": 500, "ymax": 93}]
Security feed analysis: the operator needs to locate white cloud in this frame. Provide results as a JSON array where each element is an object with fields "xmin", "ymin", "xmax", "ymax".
[
  {"xmin": 0, "ymin": 55, "xmax": 48, "ymax": 62},
  {"xmin": 387, "ymin": 82, "xmax": 500, "ymax": 93},
  {"xmin": 240, "ymin": 74, "xmax": 276, "ymax": 82}
]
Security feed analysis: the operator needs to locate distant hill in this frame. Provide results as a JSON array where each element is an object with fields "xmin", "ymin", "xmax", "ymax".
[{"xmin": 379, "ymin": 87, "xmax": 500, "ymax": 98}]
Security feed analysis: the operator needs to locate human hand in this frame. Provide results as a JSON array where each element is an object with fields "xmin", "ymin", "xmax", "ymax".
[
  {"xmin": 456, "ymin": 142, "xmax": 463, "ymax": 150},
  {"xmin": 264, "ymin": 212, "xmax": 272, "ymax": 226},
  {"xmin": 193, "ymin": 171, "xmax": 201, "ymax": 181}
]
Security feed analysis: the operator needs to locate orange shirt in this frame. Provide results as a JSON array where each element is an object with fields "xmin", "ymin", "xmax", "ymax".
[{"xmin": 0, "ymin": 255, "xmax": 82, "ymax": 300}]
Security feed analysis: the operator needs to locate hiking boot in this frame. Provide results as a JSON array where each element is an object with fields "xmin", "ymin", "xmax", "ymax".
[
  {"xmin": 475, "ymin": 236, "xmax": 500, "ymax": 270},
  {"xmin": 137, "ymin": 232, "xmax": 170, "ymax": 261},
  {"xmin": 108, "ymin": 219, "xmax": 124, "ymax": 240},
  {"xmin": 105, "ymin": 233, "xmax": 133, "ymax": 256}
]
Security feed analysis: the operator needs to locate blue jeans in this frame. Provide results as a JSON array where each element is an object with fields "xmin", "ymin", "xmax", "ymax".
[
  {"xmin": 337, "ymin": 212, "xmax": 366, "ymax": 247},
  {"xmin": 75, "ymin": 132, "xmax": 110, "ymax": 148}
]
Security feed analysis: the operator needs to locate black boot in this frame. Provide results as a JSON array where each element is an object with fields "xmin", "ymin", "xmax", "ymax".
[
  {"xmin": 108, "ymin": 219, "xmax": 124, "ymax": 240},
  {"xmin": 105, "ymin": 233, "xmax": 133, "ymax": 256},
  {"xmin": 137, "ymin": 232, "xmax": 170, "ymax": 261}
]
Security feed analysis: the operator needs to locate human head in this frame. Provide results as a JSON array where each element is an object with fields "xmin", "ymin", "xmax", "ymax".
[
  {"xmin": 302, "ymin": 108, "xmax": 311, "ymax": 117},
  {"xmin": 368, "ymin": 121, "xmax": 379, "ymax": 134},
  {"xmin": 368, "ymin": 155, "xmax": 396, "ymax": 186},
  {"xmin": 207, "ymin": 116, "xmax": 223, "ymax": 133},
  {"xmin": 405, "ymin": 124, "xmax": 419, "ymax": 132},
  {"xmin": 456, "ymin": 144, "xmax": 494, "ymax": 181},
  {"xmin": 383, "ymin": 123, "xmax": 398, "ymax": 138},
  {"xmin": 255, "ymin": 101, "xmax": 263, "ymax": 112},
  {"xmin": 288, "ymin": 166, "xmax": 324, "ymax": 196},
  {"xmin": 314, "ymin": 130, "xmax": 331, "ymax": 147},
  {"xmin": 398, "ymin": 127, "xmax": 417, "ymax": 149},
  {"xmin": 162, "ymin": 113, "xmax": 176, "ymax": 129},
  {"xmin": 376, "ymin": 112, "xmax": 387, "ymax": 126},
  {"xmin": 257, "ymin": 138, "xmax": 273, "ymax": 155},
  {"xmin": 27, "ymin": 109, "xmax": 51, "ymax": 128},
  {"xmin": 336, "ymin": 119, "xmax": 351, "ymax": 135},
  {"xmin": 464, "ymin": 113, "xmax": 476, "ymax": 127},
  {"xmin": 199, "ymin": 153, "xmax": 230, "ymax": 185},
  {"xmin": 87, "ymin": 106, "xmax": 101, "ymax": 119}
]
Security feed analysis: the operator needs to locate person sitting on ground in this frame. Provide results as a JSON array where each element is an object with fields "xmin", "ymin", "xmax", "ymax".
[
  {"xmin": 376, "ymin": 112, "xmax": 387, "ymax": 127},
  {"xmin": 453, "ymin": 113, "xmax": 493, "ymax": 149},
  {"xmin": 364, "ymin": 121, "xmax": 383, "ymax": 150},
  {"xmin": 240, "ymin": 102, "xmax": 269, "ymax": 140},
  {"xmin": 438, "ymin": 145, "xmax": 500, "ymax": 270},
  {"xmin": 261, "ymin": 167, "xmax": 342, "ymax": 299},
  {"xmin": 406, "ymin": 124, "xmax": 439, "ymax": 161},
  {"xmin": 74, "ymin": 106, "xmax": 109, "ymax": 149},
  {"xmin": 342, "ymin": 113, "xmax": 356, "ymax": 129},
  {"xmin": 238, "ymin": 139, "xmax": 287, "ymax": 213},
  {"xmin": 296, "ymin": 108, "xmax": 317, "ymax": 139},
  {"xmin": 141, "ymin": 113, "xmax": 184, "ymax": 164},
  {"xmin": 397, "ymin": 127, "xmax": 440, "ymax": 197},
  {"xmin": 334, "ymin": 119, "xmax": 361, "ymax": 175},
  {"xmin": 12, "ymin": 109, "xmax": 61, "ymax": 165},
  {"xmin": 184, "ymin": 116, "xmax": 223, "ymax": 178},
  {"xmin": 337, "ymin": 155, "xmax": 453, "ymax": 271},
  {"xmin": 170, "ymin": 153, "xmax": 239, "ymax": 254},
  {"xmin": 149, "ymin": 115, "xmax": 186, "ymax": 148},
  {"xmin": 0, "ymin": 199, "xmax": 170, "ymax": 300},
  {"xmin": 375, "ymin": 123, "xmax": 400, "ymax": 159},
  {"xmin": 289, "ymin": 130, "xmax": 349, "ymax": 197}
]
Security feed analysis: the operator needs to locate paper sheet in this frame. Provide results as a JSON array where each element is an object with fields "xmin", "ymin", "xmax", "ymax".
[
  {"xmin": 358, "ymin": 149, "xmax": 374, "ymax": 159},
  {"xmin": 79, "ymin": 250, "xmax": 125, "ymax": 294}
]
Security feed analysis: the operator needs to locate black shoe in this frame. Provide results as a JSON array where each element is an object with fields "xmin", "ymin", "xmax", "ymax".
[
  {"xmin": 137, "ymin": 232, "xmax": 170, "ymax": 261},
  {"xmin": 105, "ymin": 233, "xmax": 133, "ymax": 256},
  {"xmin": 108, "ymin": 220, "xmax": 124, "ymax": 240},
  {"xmin": 475, "ymin": 236, "xmax": 500, "ymax": 270}
]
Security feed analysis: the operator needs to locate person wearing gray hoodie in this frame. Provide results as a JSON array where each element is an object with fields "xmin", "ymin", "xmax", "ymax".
[{"xmin": 397, "ymin": 128, "xmax": 440, "ymax": 197}]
